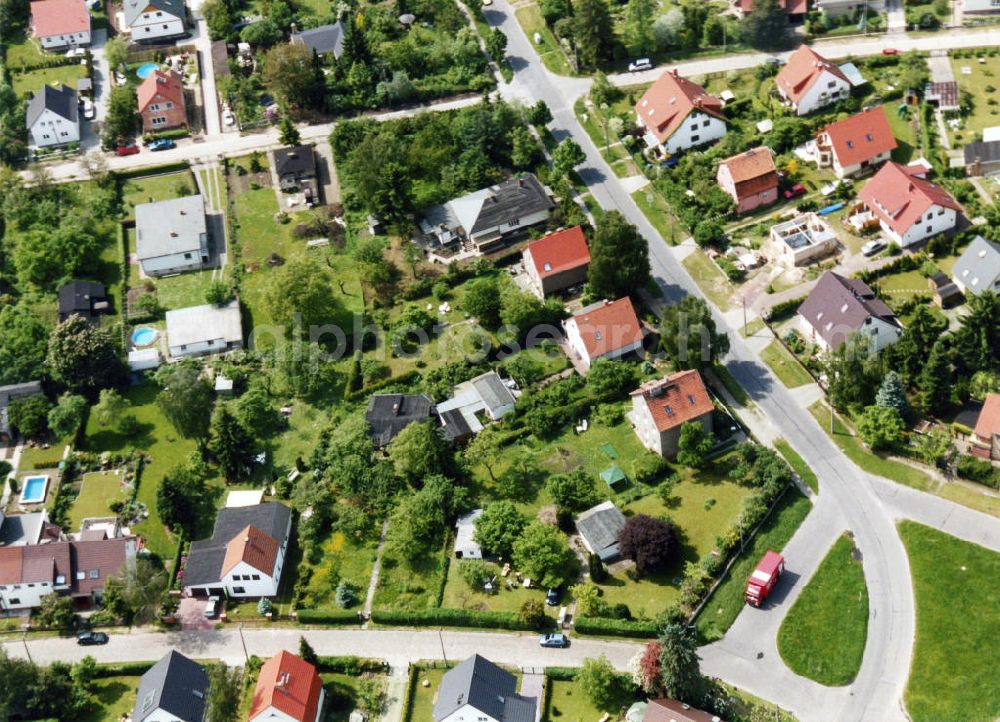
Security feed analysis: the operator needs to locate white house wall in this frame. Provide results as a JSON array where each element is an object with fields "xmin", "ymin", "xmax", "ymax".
[
  {"xmin": 140, "ymin": 250, "xmax": 205, "ymax": 277},
  {"xmin": 38, "ymin": 29, "xmax": 91, "ymax": 49},
  {"xmin": 470, "ymin": 209, "xmax": 550, "ymax": 244},
  {"xmin": 29, "ymin": 107, "xmax": 79, "ymax": 148},
  {"xmin": 224, "ymin": 560, "xmax": 279, "ymax": 597},
  {"xmin": 629, "ymin": 397, "xmax": 663, "ymax": 455},
  {"xmin": 792, "ymin": 71, "xmax": 851, "ymax": 115},
  {"xmin": 663, "ymin": 111, "xmax": 726, "ymax": 154},
  {"xmin": 128, "ymin": 12, "xmax": 185, "ymax": 41},
  {"xmin": 0, "ymin": 582, "xmax": 60, "ymax": 610},
  {"xmin": 891, "ymin": 205, "xmax": 957, "ymax": 247}
]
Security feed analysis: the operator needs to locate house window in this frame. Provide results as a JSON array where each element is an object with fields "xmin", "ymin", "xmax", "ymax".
[
  {"xmin": 151, "ymin": 117, "xmax": 166, "ymax": 125},
  {"xmin": 28, "ymin": 583, "xmax": 35, "ymax": 588},
  {"xmin": 937, "ymin": 208, "xmax": 944, "ymax": 216},
  {"xmin": 690, "ymin": 123, "xmax": 698, "ymax": 131},
  {"xmin": 180, "ymin": 344, "xmax": 187, "ymax": 350},
  {"xmin": 184, "ymin": 252, "xmax": 192, "ymax": 259},
  {"xmin": 8, "ymin": 598, "xmax": 19, "ymax": 605},
  {"xmin": 89, "ymin": 570, "xmax": 99, "ymax": 579},
  {"xmin": 232, "ymin": 586, "xmax": 246, "ymax": 594},
  {"xmin": 145, "ymin": 27, "xmax": 150, "ymax": 32},
  {"xmin": 162, "ymin": 24, "xmax": 168, "ymax": 29},
  {"xmin": 926, "ymin": 225, "xmax": 932, "ymax": 233},
  {"xmin": 691, "ymin": 135, "xmax": 700, "ymax": 142},
  {"xmin": 150, "ymin": 104, "xmax": 159, "ymax": 111},
  {"xmin": 827, "ymin": 81, "xmax": 836, "ymax": 88},
  {"xmin": 165, "ymin": 102, "xmax": 173, "ymax": 109},
  {"xmin": 251, "ymin": 574, "xmax": 260, "ymax": 580}
]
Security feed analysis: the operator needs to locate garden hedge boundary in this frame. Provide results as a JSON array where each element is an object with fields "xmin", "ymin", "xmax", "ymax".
[
  {"xmin": 295, "ymin": 609, "xmax": 363, "ymax": 625},
  {"xmin": 765, "ymin": 296, "xmax": 807, "ymax": 323},
  {"xmin": 370, "ymin": 608, "xmax": 533, "ymax": 630},
  {"xmin": 344, "ymin": 370, "xmax": 422, "ymax": 402},
  {"xmin": 573, "ymin": 616, "xmax": 658, "ymax": 638},
  {"xmin": 314, "ymin": 656, "xmax": 387, "ymax": 674},
  {"xmin": 94, "ymin": 660, "xmax": 156, "ymax": 677},
  {"xmin": 113, "ymin": 162, "xmax": 190, "ymax": 181}
]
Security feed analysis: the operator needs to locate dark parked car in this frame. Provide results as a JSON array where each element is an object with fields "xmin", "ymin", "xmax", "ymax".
[
  {"xmin": 539, "ymin": 633, "xmax": 569, "ymax": 648},
  {"xmin": 149, "ymin": 138, "xmax": 176, "ymax": 151},
  {"xmin": 545, "ymin": 588, "xmax": 560, "ymax": 606},
  {"xmin": 76, "ymin": 631, "xmax": 109, "ymax": 646}
]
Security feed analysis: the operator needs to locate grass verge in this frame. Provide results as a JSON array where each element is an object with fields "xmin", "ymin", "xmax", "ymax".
[
  {"xmin": 902, "ymin": 521, "xmax": 1000, "ymax": 722},
  {"xmin": 681, "ymin": 250, "xmax": 732, "ymax": 310},
  {"xmin": 760, "ymin": 340, "xmax": 814, "ymax": 389},
  {"xmin": 777, "ymin": 534, "xmax": 868, "ymax": 686},
  {"xmin": 774, "ymin": 439, "xmax": 818, "ymax": 494}
]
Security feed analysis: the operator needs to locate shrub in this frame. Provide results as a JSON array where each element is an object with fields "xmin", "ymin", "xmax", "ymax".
[
  {"xmin": 314, "ymin": 656, "xmax": 387, "ymax": 674},
  {"xmin": 257, "ymin": 598, "xmax": 273, "ymax": 615},
  {"xmin": 370, "ymin": 608, "xmax": 535, "ymax": 630},
  {"xmin": 296, "ymin": 609, "xmax": 362, "ymax": 625},
  {"xmin": 956, "ymin": 455, "xmax": 1000, "ymax": 488},
  {"xmin": 574, "ymin": 616, "xmax": 658, "ymax": 638},
  {"xmin": 519, "ymin": 599, "xmax": 547, "ymax": 629}
]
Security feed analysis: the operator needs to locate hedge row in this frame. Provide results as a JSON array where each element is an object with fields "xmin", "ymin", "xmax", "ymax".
[
  {"xmin": 765, "ymin": 296, "xmax": 807, "ymax": 323},
  {"xmin": 370, "ymin": 608, "xmax": 533, "ymax": 630},
  {"xmin": 295, "ymin": 609, "xmax": 362, "ymax": 625},
  {"xmin": 573, "ymin": 615, "xmax": 658, "ymax": 638},
  {"xmin": 315, "ymin": 656, "xmax": 387, "ymax": 674},
  {"xmin": 544, "ymin": 666, "xmax": 578, "ymax": 681},
  {"xmin": 344, "ymin": 369, "xmax": 422, "ymax": 402},
  {"xmin": 113, "ymin": 162, "xmax": 190, "ymax": 181},
  {"xmin": 11, "ymin": 54, "xmax": 81, "ymax": 71},
  {"xmin": 94, "ymin": 660, "xmax": 156, "ymax": 678}
]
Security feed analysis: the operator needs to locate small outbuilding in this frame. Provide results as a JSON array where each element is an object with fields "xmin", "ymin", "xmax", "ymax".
[
  {"xmin": 454, "ymin": 509, "xmax": 483, "ymax": 559},
  {"xmin": 575, "ymin": 501, "xmax": 626, "ymax": 563}
]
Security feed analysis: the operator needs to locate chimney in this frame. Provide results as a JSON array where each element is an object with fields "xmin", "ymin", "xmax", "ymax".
[
  {"xmin": 392, "ymin": 402, "xmax": 400, "ymax": 415},
  {"xmin": 517, "ymin": 178, "xmax": 524, "ymax": 188},
  {"xmin": 671, "ymin": 68, "xmax": 679, "ymax": 77}
]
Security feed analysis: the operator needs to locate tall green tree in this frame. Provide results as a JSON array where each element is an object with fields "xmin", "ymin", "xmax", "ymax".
[
  {"xmin": 572, "ymin": 0, "xmax": 614, "ymax": 69},
  {"xmin": 204, "ymin": 664, "xmax": 242, "ymax": 722},
  {"xmin": 387, "ymin": 420, "xmax": 451, "ymax": 485},
  {"xmin": 658, "ymin": 623, "xmax": 701, "ymax": 701},
  {"xmin": 463, "ymin": 425, "xmax": 504, "ymax": 482},
  {"xmin": 473, "ymin": 501, "xmax": 527, "ymax": 558},
  {"xmin": 676, "ymin": 420, "xmax": 713, "ymax": 468},
  {"xmin": 660, "ymin": 296, "xmax": 729, "ymax": 370},
  {"xmin": 46, "ymin": 316, "xmax": 128, "ymax": 396},
  {"xmin": 546, "ymin": 469, "xmax": 600, "ymax": 511},
  {"xmin": 47, "ymin": 393, "xmax": 87, "ymax": 438},
  {"xmin": 93, "ymin": 388, "xmax": 130, "ymax": 430},
  {"xmin": 102, "ymin": 84, "xmax": 138, "ymax": 147},
  {"xmin": 624, "ymin": 0, "xmax": 657, "ymax": 55},
  {"xmin": 104, "ymin": 35, "xmax": 129, "ymax": 69},
  {"xmin": 157, "ymin": 454, "xmax": 211, "ymax": 534},
  {"xmin": 462, "ymin": 276, "xmax": 502, "ymax": 330},
  {"xmin": 954, "ymin": 291, "xmax": 1000, "ymax": 373},
  {"xmin": 154, "ymin": 362, "xmax": 214, "ymax": 440},
  {"xmin": 552, "ymin": 138, "xmax": 586, "ymax": 176},
  {"xmin": 588, "ymin": 211, "xmax": 651, "ymax": 300},
  {"xmin": 386, "ymin": 475, "xmax": 465, "ymax": 562},
  {"xmin": 7, "ymin": 396, "xmax": 50, "ymax": 438},
  {"xmin": 875, "ymin": 370, "xmax": 909, "ymax": 420},
  {"xmin": 512, "ymin": 520, "xmax": 578, "ymax": 587},
  {"xmin": 261, "ymin": 42, "xmax": 325, "ymax": 113},
  {"xmin": 822, "ymin": 334, "xmax": 881, "ymax": 413},
  {"xmin": 209, "ymin": 406, "xmax": 256, "ymax": 482},
  {"xmin": 918, "ymin": 339, "xmax": 952, "ymax": 415},
  {"xmin": 577, "ymin": 655, "xmax": 626, "ymax": 709},
  {"xmin": 856, "ymin": 405, "xmax": 905, "ymax": 451},
  {"xmin": 886, "ymin": 305, "xmax": 947, "ymax": 383},
  {"xmin": 263, "ymin": 255, "xmax": 346, "ymax": 335},
  {"xmin": 278, "ymin": 114, "xmax": 301, "ymax": 146},
  {"xmin": 740, "ymin": 0, "xmax": 789, "ymax": 50},
  {"xmin": 0, "ymin": 303, "xmax": 48, "ymax": 386}
]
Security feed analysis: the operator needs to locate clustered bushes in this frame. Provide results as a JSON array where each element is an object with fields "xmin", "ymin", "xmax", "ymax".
[
  {"xmin": 296, "ymin": 609, "xmax": 363, "ymax": 625},
  {"xmin": 574, "ymin": 616, "xmax": 659, "ymax": 638},
  {"xmin": 370, "ymin": 608, "xmax": 537, "ymax": 630},
  {"xmin": 956, "ymin": 455, "xmax": 1000, "ymax": 488}
]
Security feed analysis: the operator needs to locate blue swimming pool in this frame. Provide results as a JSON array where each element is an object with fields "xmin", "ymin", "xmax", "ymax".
[
  {"xmin": 136, "ymin": 63, "xmax": 159, "ymax": 79},
  {"xmin": 131, "ymin": 327, "xmax": 158, "ymax": 347},
  {"xmin": 20, "ymin": 475, "xmax": 49, "ymax": 504}
]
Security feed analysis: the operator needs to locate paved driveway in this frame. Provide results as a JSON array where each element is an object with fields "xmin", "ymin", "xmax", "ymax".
[{"xmin": 176, "ymin": 597, "xmax": 214, "ymax": 631}]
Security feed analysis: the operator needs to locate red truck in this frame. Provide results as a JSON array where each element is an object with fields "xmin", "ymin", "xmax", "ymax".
[{"xmin": 745, "ymin": 550, "xmax": 784, "ymax": 607}]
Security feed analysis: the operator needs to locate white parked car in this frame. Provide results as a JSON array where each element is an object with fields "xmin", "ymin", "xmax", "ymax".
[
  {"xmin": 861, "ymin": 239, "xmax": 887, "ymax": 257},
  {"xmin": 628, "ymin": 58, "xmax": 652, "ymax": 72},
  {"xmin": 222, "ymin": 107, "xmax": 236, "ymax": 126},
  {"xmin": 65, "ymin": 47, "xmax": 86, "ymax": 58},
  {"xmin": 80, "ymin": 98, "xmax": 95, "ymax": 120},
  {"xmin": 204, "ymin": 596, "xmax": 221, "ymax": 618}
]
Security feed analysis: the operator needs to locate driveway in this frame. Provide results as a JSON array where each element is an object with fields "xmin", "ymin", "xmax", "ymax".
[{"xmin": 175, "ymin": 596, "xmax": 215, "ymax": 631}]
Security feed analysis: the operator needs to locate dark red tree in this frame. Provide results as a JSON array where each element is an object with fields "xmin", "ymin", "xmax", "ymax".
[{"xmin": 617, "ymin": 514, "xmax": 679, "ymax": 574}]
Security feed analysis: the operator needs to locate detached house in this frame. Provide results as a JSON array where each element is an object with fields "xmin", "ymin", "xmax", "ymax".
[
  {"xmin": 133, "ymin": 651, "xmax": 208, "ymax": 722},
  {"xmin": 951, "ymin": 235, "xmax": 1000, "ymax": 296},
  {"xmin": 165, "ymin": 301, "xmax": 243, "ymax": 358},
  {"xmin": 365, "ymin": 394, "xmax": 437, "ymax": 448},
  {"xmin": 26, "ymin": 84, "xmax": 79, "ymax": 149},
  {"xmin": 249, "ymin": 651, "xmax": 325, "ymax": 722},
  {"xmin": 137, "ymin": 69, "xmax": 187, "ymax": 133},
  {"xmin": 813, "ymin": 106, "xmax": 897, "ymax": 178},
  {"xmin": 856, "ymin": 162, "xmax": 963, "ymax": 247},
  {"xmin": 563, "ymin": 297, "xmax": 644, "ymax": 371},
  {"xmin": 58, "ymin": 280, "xmax": 109, "ymax": 323},
  {"xmin": 736, "ymin": 0, "xmax": 807, "ymax": 19},
  {"xmin": 575, "ymin": 501, "xmax": 627, "ymax": 562},
  {"xmin": 433, "ymin": 654, "xmax": 538, "ymax": 722},
  {"xmin": 123, "ymin": 0, "xmax": 186, "ymax": 41},
  {"xmin": 273, "ymin": 145, "xmax": 318, "ymax": 204},
  {"xmin": 630, "ymin": 370, "xmax": 714, "ymax": 458},
  {"xmin": 136, "ymin": 194, "xmax": 209, "ymax": 277},
  {"xmin": 30, "ymin": 0, "xmax": 91, "ymax": 50},
  {"xmin": 420, "ymin": 175, "xmax": 554, "ymax": 253},
  {"xmin": 635, "ymin": 69, "xmax": 727, "ymax": 157},
  {"xmin": 796, "ymin": 271, "xmax": 902, "ymax": 353},
  {"xmin": 644, "ymin": 698, "xmax": 722, "ymax": 722},
  {"xmin": 716, "ymin": 147, "xmax": 779, "ymax": 214},
  {"xmin": 522, "ymin": 225, "xmax": 590, "ymax": 297},
  {"xmin": 816, "ymin": 0, "xmax": 886, "ymax": 16},
  {"xmin": 776, "ymin": 46, "xmax": 851, "ymax": 115},
  {"xmin": 290, "ymin": 21, "xmax": 346, "ymax": 60},
  {"xmin": 971, "ymin": 393, "xmax": 1000, "ymax": 461},
  {"xmin": 182, "ymin": 502, "xmax": 292, "ymax": 599}
]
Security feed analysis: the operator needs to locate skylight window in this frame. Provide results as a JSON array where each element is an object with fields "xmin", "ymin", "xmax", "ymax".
[
  {"xmin": 846, "ymin": 140, "xmax": 854, "ymax": 149},
  {"xmin": 865, "ymin": 133, "xmax": 873, "ymax": 141},
  {"xmin": 543, "ymin": 262, "xmax": 552, "ymax": 271},
  {"xmin": 840, "ymin": 303, "xmax": 849, "ymax": 313},
  {"xmin": 664, "ymin": 404, "xmax": 674, "ymax": 415},
  {"xmin": 594, "ymin": 330, "xmax": 603, "ymax": 340}
]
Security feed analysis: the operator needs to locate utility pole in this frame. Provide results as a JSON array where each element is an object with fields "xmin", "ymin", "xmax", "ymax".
[
  {"xmin": 438, "ymin": 629, "xmax": 448, "ymax": 665},
  {"xmin": 742, "ymin": 295, "xmax": 748, "ymax": 336},
  {"xmin": 22, "ymin": 633, "xmax": 32, "ymax": 664},
  {"xmin": 238, "ymin": 623, "xmax": 249, "ymax": 662}
]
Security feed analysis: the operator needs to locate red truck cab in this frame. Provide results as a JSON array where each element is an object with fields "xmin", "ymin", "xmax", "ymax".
[{"xmin": 745, "ymin": 550, "xmax": 784, "ymax": 607}]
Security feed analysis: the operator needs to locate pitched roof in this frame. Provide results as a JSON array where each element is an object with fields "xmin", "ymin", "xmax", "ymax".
[
  {"xmin": 137, "ymin": 69, "xmax": 184, "ymax": 114},
  {"xmin": 575, "ymin": 501, "xmax": 626, "ymax": 561},
  {"xmin": 123, "ymin": 0, "xmax": 184, "ymax": 26},
  {"xmin": 636, "ymin": 70, "xmax": 725, "ymax": 145},
  {"xmin": 26, "ymin": 84, "xmax": 77, "ymax": 127},
  {"xmin": 739, "ymin": 0, "xmax": 806, "ymax": 13},
  {"xmin": 858, "ymin": 161, "xmax": 963, "ymax": 236},
  {"xmin": 364, "ymin": 394, "xmax": 436, "ymax": 448},
  {"xmin": 290, "ymin": 21, "xmax": 345, "ymax": 58},
  {"xmin": 524, "ymin": 226, "xmax": 590, "ymax": 279},
  {"xmin": 466, "ymin": 175, "xmax": 554, "ymax": 235},
  {"xmin": 819, "ymin": 106, "xmax": 897, "ymax": 168},
  {"xmin": 165, "ymin": 301, "xmax": 242, "ymax": 350},
  {"xmin": 221, "ymin": 525, "xmax": 280, "ymax": 577},
  {"xmin": 433, "ymin": 655, "xmax": 536, "ymax": 722},
  {"xmin": 718, "ymin": 147, "xmax": 778, "ymax": 199},
  {"xmin": 975, "ymin": 394, "xmax": 1000, "ymax": 440},
  {"xmin": 183, "ymin": 503, "xmax": 291, "ymax": 588},
  {"xmin": 964, "ymin": 139, "xmax": 1000, "ymax": 165},
  {"xmin": 58, "ymin": 280, "xmax": 107, "ymax": 321},
  {"xmin": 630, "ymin": 369, "xmax": 714, "ymax": 433},
  {"xmin": 797, "ymin": 271, "xmax": 900, "ymax": 349},
  {"xmin": 0, "ymin": 511, "xmax": 51, "ymax": 546},
  {"xmin": 0, "ymin": 547, "xmax": 23, "ymax": 584},
  {"xmin": 30, "ymin": 0, "xmax": 89, "ymax": 37},
  {"xmin": 134, "ymin": 650, "xmax": 209, "ymax": 722},
  {"xmin": 135, "ymin": 194, "xmax": 207, "ymax": 261},
  {"xmin": 273, "ymin": 144, "xmax": 316, "ymax": 177},
  {"xmin": 952, "ymin": 235, "xmax": 1000, "ymax": 295},
  {"xmin": 21, "ymin": 541, "xmax": 72, "ymax": 585},
  {"xmin": 468, "ymin": 372, "xmax": 516, "ymax": 414},
  {"xmin": 644, "ymin": 698, "xmax": 721, "ymax": 722},
  {"xmin": 776, "ymin": 45, "xmax": 849, "ymax": 105},
  {"xmin": 249, "ymin": 651, "xmax": 323, "ymax": 722},
  {"xmin": 70, "ymin": 537, "xmax": 134, "ymax": 596},
  {"xmin": 566, "ymin": 297, "xmax": 644, "ymax": 361}
]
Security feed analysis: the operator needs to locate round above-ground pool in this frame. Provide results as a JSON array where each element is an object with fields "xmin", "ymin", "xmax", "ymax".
[
  {"xmin": 131, "ymin": 327, "xmax": 158, "ymax": 347},
  {"xmin": 136, "ymin": 63, "xmax": 159, "ymax": 79}
]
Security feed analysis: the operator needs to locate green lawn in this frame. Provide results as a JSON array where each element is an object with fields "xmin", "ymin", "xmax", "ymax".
[
  {"xmin": 740, "ymin": 318, "xmax": 766, "ymax": 338},
  {"xmin": 760, "ymin": 340, "xmax": 814, "ymax": 389},
  {"xmin": 121, "ymin": 171, "xmax": 196, "ymax": 217},
  {"xmin": 514, "ymin": 4, "xmax": 572, "ymax": 75},
  {"xmin": 498, "ymin": 346, "xmax": 570, "ymax": 381},
  {"xmin": 68, "ymin": 471, "xmax": 127, "ymax": 532},
  {"xmin": 441, "ymin": 560, "xmax": 553, "ymax": 615},
  {"xmin": 82, "ymin": 382, "xmax": 200, "ymax": 558},
  {"xmin": 774, "ymin": 439, "xmax": 818, "ymax": 494},
  {"xmin": 297, "ymin": 530, "xmax": 377, "ymax": 611},
  {"xmin": 695, "ymin": 489, "xmax": 811, "ymax": 642},
  {"xmin": 545, "ymin": 678, "xmax": 636, "ymax": 720},
  {"xmin": 949, "ymin": 55, "xmax": 1000, "ymax": 147},
  {"xmin": 152, "ymin": 269, "xmax": 219, "ymax": 310},
  {"xmin": 405, "ymin": 668, "xmax": 446, "ymax": 722},
  {"xmin": 681, "ymin": 250, "xmax": 732, "ymax": 310},
  {"xmin": 632, "ymin": 188, "xmax": 682, "ymax": 245},
  {"xmin": 902, "ymin": 522, "xmax": 1000, "ymax": 722},
  {"xmin": 322, "ymin": 672, "xmax": 385, "ymax": 722},
  {"xmin": 777, "ymin": 534, "xmax": 868, "ymax": 686},
  {"xmin": 807, "ymin": 400, "xmax": 936, "ymax": 492},
  {"xmin": 11, "ymin": 64, "xmax": 86, "ymax": 97},
  {"xmin": 373, "ymin": 546, "xmax": 448, "ymax": 612},
  {"xmin": 4, "ymin": 33, "xmax": 47, "ymax": 69},
  {"xmin": 80, "ymin": 676, "xmax": 140, "ymax": 722},
  {"xmin": 18, "ymin": 442, "xmax": 68, "ymax": 471}
]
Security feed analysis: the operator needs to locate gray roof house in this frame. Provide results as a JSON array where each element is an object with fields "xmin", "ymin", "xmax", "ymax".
[
  {"xmin": 365, "ymin": 394, "xmax": 437, "ymax": 448},
  {"xmin": 575, "ymin": 501, "xmax": 626, "ymax": 563},
  {"xmin": 273, "ymin": 144, "xmax": 317, "ymax": 192},
  {"xmin": 952, "ymin": 235, "xmax": 1000, "ymax": 296},
  {"xmin": 165, "ymin": 301, "xmax": 243, "ymax": 359},
  {"xmin": 0, "ymin": 381, "xmax": 43, "ymax": 439},
  {"xmin": 433, "ymin": 655, "xmax": 538, "ymax": 722},
  {"xmin": 436, "ymin": 371, "xmax": 517, "ymax": 441},
  {"xmin": 26, "ymin": 84, "xmax": 79, "ymax": 149},
  {"xmin": 291, "ymin": 21, "xmax": 345, "ymax": 59},
  {"xmin": 133, "ymin": 650, "xmax": 209, "ymax": 722},
  {"xmin": 135, "ymin": 194, "xmax": 209, "ymax": 277},
  {"xmin": 58, "ymin": 280, "xmax": 109, "ymax": 322},
  {"xmin": 419, "ymin": 174, "xmax": 554, "ymax": 253},
  {"xmin": 0, "ymin": 510, "xmax": 62, "ymax": 547},
  {"xmin": 796, "ymin": 271, "xmax": 902, "ymax": 354},
  {"xmin": 123, "ymin": 0, "xmax": 186, "ymax": 38}
]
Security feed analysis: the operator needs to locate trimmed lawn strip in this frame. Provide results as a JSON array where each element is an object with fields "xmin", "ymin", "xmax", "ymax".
[
  {"xmin": 712, "ymin": 363, "xmax": 752, "ymax": 408},
  {"xmin": 19, "ymin": 442, "xmax": 68, "ymax": 471},
  {"xmin": 68, "ymin": 471, "xmax": 127, "ymax": 531},
  {"xmin": 631, "ymin": 188, "xmax": 681, "ymax": 245},
  {"xmin": 774, "ymin": 439, "xmax": 818, "ymax": 494},
  {"xmin": 806, "ymin": 400, "xmax": 935, "ymax": 492},
  {"xmin": 80, "ymin": 676, "xmax": 140, "ymax": 722},
  {"xmin": 681, "ymin": 250, "xmax": 732, "ymax": 310},
  {"xmin": 760, "ymin": 340, "xmax": 814, "ymax": 389},
  {"xmin": 11, "ymin": 64, "xmax": 86, "ymax": 97},
  {"xmin": 695, "ymin": 490, "xmax": 811, "ymax": 642},
  {"xmin": 547, "ymin": 678, "xmax": 634, "ymax": 719},
  {"xmin": 121, "ymin": 171, "xmax": 196, "ymax": 217},
  {"xmin": 740, "ymin": 318, "xmax": 766, "ymax": 338},
  {"xmin": 777, "ymin": 534, "xmax": 868, "ymax": 686},
  {"xmin": 405, "ymin": 667, "xmax": 445, "ymax": 721},
  {"xmin": 152, "ymin": 270, "xmax": 218, "ymax": 311},
  {"xmin": 902, "ymin": 522, "xmax": 1000, "ymax": 722},
  {"xmin": 513, "ymin": 5, "xmax": 571, "ymax": 75}
]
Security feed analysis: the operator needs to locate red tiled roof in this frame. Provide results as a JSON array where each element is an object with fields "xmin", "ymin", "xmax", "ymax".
[
  {"xmin": 568, "ymin": 297, "xmax": 643, "ymax": 361},
  {"xmin": 0, "ymin": 547, "xmax": 23, "ymax": 585},
  {"xmin": 635, "ymin": 70, "xmax": 725, "ymax": 145},
  {"xmin": 819, "ymin": 106, "xmax": 897, "ymax": 168},
  {"xmin": 719, "ymin": 147, "xmax": 778, "ymax": 199},
  {"xmin": 776, "ymin": 45, "xmax": 849, "ymax": 105},
  {"xmin": 222, "ymin": 525, "xmax": 280, "ymax": 577},
  {"xmin": 31, "ymin": 0, "xmax": 89, "ymax": 38},
  {"xmin": 975, "ymin": 394, "xmax": 1000, "ymax": 440},
  {"xmin": 21, "ymin": 542, "xmax": 71, "ymax": 585},
  {"xmin": 249, "ymin": 651, "xmax": 323, "ymax": 722},
  {"xmin": 631, "ymin": 370, "xmax": 714, "ymax": 433},
  {"xmin": 137, "ymin": 70, "xmax": 184, "ymax": 114},
  {"xmin": 525, "ymin": 226, "xmax": 590, "ymax": 279},
  {"xmin": 740, "ymin": 0, "xmax": 806, "ymax": 13},
  {"xmin": 70, "ymin": 537, "xmax": 130, "ymax": 596},
  {"xmin": 858, "ymin": 161, "xmax": 963, "ymax": 236}
]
